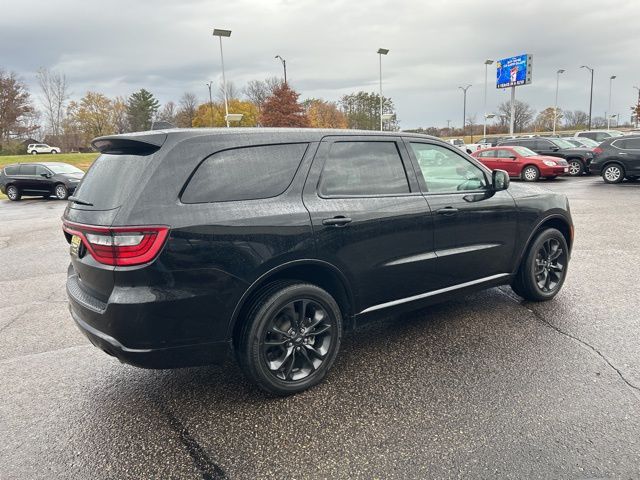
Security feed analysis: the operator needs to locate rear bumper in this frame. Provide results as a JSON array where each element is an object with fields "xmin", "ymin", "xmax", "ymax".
[{"xmin": 67, "ymin": 273, "xmax": 231, "ymax": 368}]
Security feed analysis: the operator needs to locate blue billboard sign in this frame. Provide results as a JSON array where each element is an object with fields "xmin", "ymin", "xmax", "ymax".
[{"xmin": 496, "ymin": 54, "xmax": 533, "ymax": 89}]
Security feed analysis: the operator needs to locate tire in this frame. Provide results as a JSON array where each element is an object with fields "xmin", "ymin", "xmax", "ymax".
[
  {"xmin": 55, "ymin": 184, "xmax": 69, "ymax": 200},
  {"xmin": 602, "ymin": 163, "xmax": 625, "ymax": 184},
  {"xmin": 237, "ymin": 281, "xmax": 343, "ymax": 396},
  {"xmin": 521, "ymin": 165, "xmax": 540, "ymax": 182},
  {"xmin": 6, "ymin": 185, "xmax": 21, "ymax": 201},
  {"xmin": 567, "ymin": 159, "xmax": 584, "ymax": 176},
  {"xmin": 31, "ymin": 150, "xmax": 38, "ymax": 155},
  {"xmin": 511, "ymin": 228, "xmax": 569, "ymax": 302},
  {"xmin": 51, "ymin": 150, "xmax": 57, "ymax": 154}
]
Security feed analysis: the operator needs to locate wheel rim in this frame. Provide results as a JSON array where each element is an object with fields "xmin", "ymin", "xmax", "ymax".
[
  {"xmin": 56, "ymin": 185, "xmax": 66, "ymax": 198},
  {"xmin": 604, "ymin": 166, "xmax": 621, "ymax": 182},
  {"xmin": 7, "ymin": 187, "xmax": 17, "ymax": 199},
  {"xmin": 262, "ymin": 298, "xmax": 333, "ymax": 382},
  {"xmin": 534, "ymin": 238, "xmax": 566, "ymax": 293},
  {"xmin": 524, "ymin": 167, "xmax": 537, "ymax": 181},
  {"xmin": 569, "ymin": 161, "xmax": 581, "ymax": 175}
]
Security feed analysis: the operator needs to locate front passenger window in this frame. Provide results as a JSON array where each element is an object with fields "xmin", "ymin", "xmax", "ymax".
[{"xmin": 410, "ymin": 143, "xmax": 488, "ymax": 193}]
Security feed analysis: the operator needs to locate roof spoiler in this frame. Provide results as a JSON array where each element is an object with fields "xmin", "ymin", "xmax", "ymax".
[{"xmin": 91, "ymin": 132, "xmax": 168, "ymax": 155}]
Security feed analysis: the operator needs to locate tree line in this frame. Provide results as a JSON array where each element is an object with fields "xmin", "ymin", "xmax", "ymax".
[{"xmin": 0, "ymin": 68, "xmax": 398, "ymax": 154}]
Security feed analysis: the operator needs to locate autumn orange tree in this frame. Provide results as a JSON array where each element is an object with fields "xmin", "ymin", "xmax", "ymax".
[
  {"xmin": 260, "ymin": 84, "xmax": 309, "ymax": 127},
  {"xmin": 303, "ymin": 99, "xmax": 348, "ymax": 129}
]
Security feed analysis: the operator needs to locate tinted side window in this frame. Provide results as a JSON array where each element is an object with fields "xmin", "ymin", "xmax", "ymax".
[
  {"xmin": 182, "ymin": 143, "xmax": 308, "ymax": 204},
  {"xmin": 35, "ymin": 165, "xmax": 50, "ymax": 176},
  {"xmin": 410, "ymin": 143, "xmax": 487, "ymax": 193},
  {"xmin": 319, "ymin": 142, "xmax": 409, "ymax": 196},
  {"xmin": 4, "ymin": 165, "xmax": 19, "ymax": 175},
  {"xmin": 625, "ymin": 138, "xmax": 640, "ymax": 150},
  {"xmin": 19, "ymin": 165, "xmax": 37, "ymax": 175}
]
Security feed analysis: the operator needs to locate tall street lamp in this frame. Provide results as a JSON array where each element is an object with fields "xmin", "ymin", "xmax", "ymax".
[
  {"xmin": 459, "ymin": 84, "xmax": 471, "ymax": 138},
  {"xmin": 206, "ymin": 81, "xmax": 215, "ymax": 127},
  {"xmin": 607, "ymin": 75, "xmax": 617, "ymax": 130},
  {"xmin": 483, "ymin": 59, "xmax": 493, "ymax": 138},
  {"xmin": 634, "ymin": 86, "xmax": 640, "ymax": 127},
  {"xmin": 275, "ymin": 55, "xmax": 287, "ymax": 84},
  {"xmin": 581, "ymin": 65, "xmax": 594, "ymax": 131},
  {"xmin": 377, "ymin": 48, "xmax": 389, "ymax": 131},
  {"xmin": 553, "ymin": 69, "xmax": 565, "ymax": 135},
  {"xmin": 213, "ymin": 28, "xmax": 232, "ymax": 127}
]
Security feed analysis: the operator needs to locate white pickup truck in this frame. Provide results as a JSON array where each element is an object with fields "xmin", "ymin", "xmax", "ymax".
[{"xmin": 445, "ymin": 138, "xmax": 486, "ymax": 154}]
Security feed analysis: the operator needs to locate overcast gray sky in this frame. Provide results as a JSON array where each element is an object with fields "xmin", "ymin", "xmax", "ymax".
[{"xmin": 2, "ymin": 0, "xmax": 639, "ymax": 129}]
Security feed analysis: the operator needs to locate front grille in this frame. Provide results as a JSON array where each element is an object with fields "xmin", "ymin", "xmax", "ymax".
[{"xmin": 67, "ymin": 274, "xmax": 107, "ymax": 313}]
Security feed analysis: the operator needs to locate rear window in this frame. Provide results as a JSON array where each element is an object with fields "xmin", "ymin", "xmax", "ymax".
[
  {"xmin": 182, "ymin": 143, "xmax": 308, "ymax": 204},
  {"xmin": 4, "ymin": 165, "xmax": 19, "ymax": 175},
  {"xmin": 72, "ymin": 154, "xmax": 153, "ymax": 209}
]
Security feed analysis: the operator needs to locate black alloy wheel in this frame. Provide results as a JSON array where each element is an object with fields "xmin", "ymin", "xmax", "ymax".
[
  {"xmin": 533, "ymin": 237, "xmax": 567, "ymax": 293},
  {"xmin": 512, "ymin": 228, "xmax": 569, "ymax": 301},
  {"xmin": 262, "ymin": 298, "xmax": 333, "ymax": 382},
  {"xmin": 237, "ymin": 282, "xmax": 342, "ymax": 395}
]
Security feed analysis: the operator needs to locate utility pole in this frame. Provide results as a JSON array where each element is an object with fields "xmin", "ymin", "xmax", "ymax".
[
  {"xmin": 483, "ymin": 60, "xmax": 493, "ymax": 138},
  {"xmin": 206, "ymin": 81, "xmax": 214, "ymax": 126},
  {"xmin": 607, "ymin": 75, "xmax": 616, "ymax": 130},
  {"xmin": 581, "ymin": 65, "xmax": 594, "ymax": 131},
  {"xmin": 553, "ymin": 69, "xmax": 565, "ymax": 135},
  {"xmin": 459, "ymin": 84, "xmax": 471, "ymax": 138},
  {"xmin": 377, "ymin": 48, "xmax": 389, "ymax": 131}
]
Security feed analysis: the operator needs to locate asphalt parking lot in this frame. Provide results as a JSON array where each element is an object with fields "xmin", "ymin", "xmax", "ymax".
[{"xmin": 1, "ymin": 176, "xmax": 639, "ymax": 479}]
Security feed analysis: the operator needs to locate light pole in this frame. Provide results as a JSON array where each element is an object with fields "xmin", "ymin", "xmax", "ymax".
[
  {"xmin": 206, "ymin": 81, "xmax": 214, "ymax": 127},
  {"xmin": 635, "ymin": 86, "xmax": 640, "ymax": 127},
  {"xmin": 553, "ymin": 69, "xmax": 565, "ymax": 135},
  {"xmin": 377, "ymin": 48, "xmax": 389, "ymax": 131},
  {"xmin": 607, "ymin": 75, "xmax": 616, "ymax": 130},
  {"xmin": 458, "ymin": 84, "xmax": 471, "ymax": 138},
  {"xmin": 275, "ymin": 55, "xmax": 287, "ymax": 84},
  {"xmin": 581, "ymin": 65, "xmax": 594, "ymax": 131},
  {"xmin": 213, "ymin": 28, "xmax": 232, "ymax": 127},
  {"xmin": 483, "ymin": 59, "xmax": 493, "ymax": 138}
]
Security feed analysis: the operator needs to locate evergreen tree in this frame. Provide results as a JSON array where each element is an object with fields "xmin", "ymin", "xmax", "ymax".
[{"xmin": 126, "ymin": 89, "xmax": 160, "ymax": 131}]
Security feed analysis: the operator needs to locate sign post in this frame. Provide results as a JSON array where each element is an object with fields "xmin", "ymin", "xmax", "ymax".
[{"xmin": 496, "ymin": 54, "xmax": 533, "ymax": 135}]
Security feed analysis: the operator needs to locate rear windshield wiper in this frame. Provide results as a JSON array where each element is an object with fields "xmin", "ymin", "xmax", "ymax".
[{"xmin": 68, "ymin": 196, "xmax": 94, "ymax": 206}]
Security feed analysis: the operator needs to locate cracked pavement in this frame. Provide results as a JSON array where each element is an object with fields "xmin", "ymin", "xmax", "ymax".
[{"xmin": 1, "ymin": 177, "xmax": 639, "ymax": 479}]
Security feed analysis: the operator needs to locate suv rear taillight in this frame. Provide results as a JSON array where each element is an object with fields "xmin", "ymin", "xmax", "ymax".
[
  {"xmin": 593, "ymin": 147, "xmax": 603, "ymax": 155},
  {"xmin": 62, "ymin": 221, "xmax": 169, "ymax": 266}
]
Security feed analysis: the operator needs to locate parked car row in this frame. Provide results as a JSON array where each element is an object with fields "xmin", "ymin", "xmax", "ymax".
[{"xmin": 471, "ymin": 134, "xmax": 640, "ymax": 184}]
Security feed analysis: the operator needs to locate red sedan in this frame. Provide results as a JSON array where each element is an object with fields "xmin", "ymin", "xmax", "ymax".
[{"xmin": 472, "ymin": 146, "xmax": 569, "ymax": 181}]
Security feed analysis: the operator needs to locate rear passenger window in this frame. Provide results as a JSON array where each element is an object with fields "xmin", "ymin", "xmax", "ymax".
[
  {"xmin": 318, "ymin": 141, "xmax": 410, "ymax": 197},
  {"xmin": 182, "ymin": 143, "xmax": 308, "ymax": 203},
  {"xmin": 19, "ymin": 165, "xmax": 36, "ymax": 175},
  {"xmin": 626, "ymin": 139, "xmax": 640, "ymax": 149}
]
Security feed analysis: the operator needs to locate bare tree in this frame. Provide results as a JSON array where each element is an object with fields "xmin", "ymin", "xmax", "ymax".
[
  {"xmin": 112, "ymin": 96, "xmax": 129, "ymax": 133},
  {"xmin": 176, "ymin": 92, "xmax": 198, "ymax": 128},
  {"xmin": 563, "ymin": 110, "xmax": 589, "ymax": 129},
  {"xmin": 497, "ymin": 100, "xmax": 535, "ymax": 133},
  {"xmin": 157, "ymin": 101, "xmax": 177, "ymax": 124},
  {"xmin": 216, "ymin": 80, "xmax": 238, "ymax": 103},
  {"xmin": 36, "ymin": 68, "xmax": 69, "ymax": 137},
  {"xmin": 244, "ymin": 76, "xmax": 283, "ymax": 112}
]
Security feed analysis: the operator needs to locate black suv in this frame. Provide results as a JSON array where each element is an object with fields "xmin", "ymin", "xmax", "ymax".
[
  {"xmin": 63, "ymin": 129, "xmax": 573, "ymax": 395},
  {"xmin": 497, "ymin": 137, "xmax": 594, "ymax": 176},
  {"xmin": 0, "ymin": 162, "xmax": 84, "ymax": 200},
  {"xmin": 589, "ymin": 135, "xmax": 640, "ymax": 183}
]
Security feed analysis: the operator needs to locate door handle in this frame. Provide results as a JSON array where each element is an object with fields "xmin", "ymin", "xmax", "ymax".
[
  {"xmin": 436, "ymin": 207, "xmax": 459, "ymax": 216},
  {"xmin": 322, "ymin": 216, "xmax": 352, "ymax": 226}
]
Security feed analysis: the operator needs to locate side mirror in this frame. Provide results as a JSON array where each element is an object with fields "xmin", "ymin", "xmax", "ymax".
[
  {"xmin": 40, "ymin": 173, "xmax": 51, "ymax": 178},
  {"xmin": 550, "ymin": 146, "xmax": 559, "ymax": 152},
  {"xmin": 508, "ymin": 155, "xmax": 517, "ymax": 160},
  {"xmin": 492, "ymin": 169, "xmax": 510, "ymax": 191}
]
